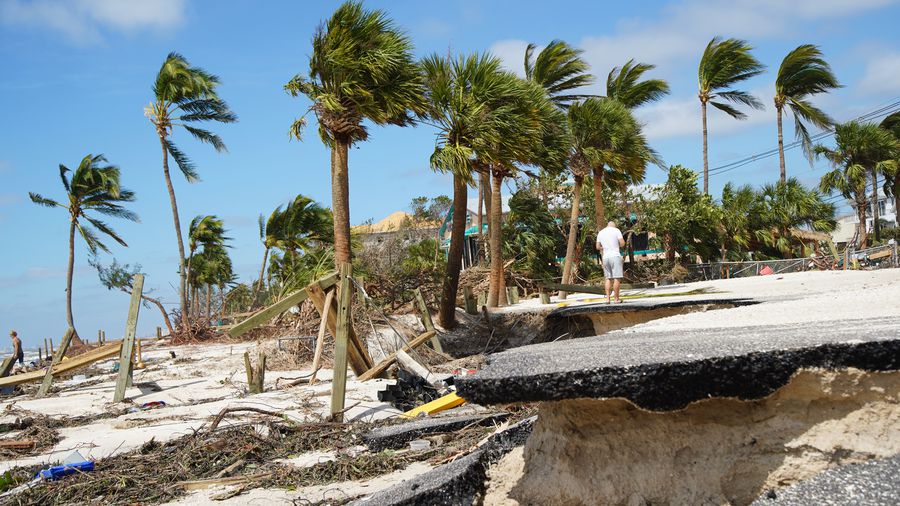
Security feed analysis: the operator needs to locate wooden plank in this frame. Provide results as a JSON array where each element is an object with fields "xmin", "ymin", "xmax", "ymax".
[
  {"xmin": 869, "ymin": 249, "xmax": 892, "ymax": 260},
  {"xmin": 0, "ymin": 342, "xmax": 122, "ymax": 388},
  {"xmin": 357, "ymin": 331, "xmax": 436, "ymax": 382},
  {"xmin": 0, "ymin": 356, "xmax": 15, "ymax": 379},
  {"xmin": 113, "ymin": 274, "xmax": 144, "ymax": 403},
  {"xmin": 463, "ymin": 286, "xmax": 477, "ymax": 315},
  {"xmin": 414, "ymin": 288, "xmax": 443, "ymax": 353},
  {"xmin": 36, "ymin": 327, "xmax": 75, "ymax": 397},
  {"xmin": 307, "ymin": 282, "xmax": 372, "ymax": 376},
  {"xmin": 308, "ymin": 288, "xmax": 334, "ymax": 385},
  {"xmin": 228, "ymin": 272, "xmax": 338, "ymax": 338},
  {"xmin": 330, "ymin": 264, "xmax": 352, "ymax": 419},
  {"xmin": 177, "ymin": 473, "xmax": 272, "ymax": 491}
]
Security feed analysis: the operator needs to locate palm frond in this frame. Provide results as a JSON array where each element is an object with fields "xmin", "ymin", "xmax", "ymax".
[
  {"xmin": 606, "ymin": 59, "xmax": 670, "ymax": 108},
  {"xmin": 28, "ymin": 192, "xmax": 63, "ymax": 208},
  {"xmin": 165, "ymin": 139, "xmax": 200, "ymax": 182},
  {"xmin": 715, "ymin": 90, "xmax": 764, "ymax": 110},
  {"xmin": 84, "ymin": 216, "xmax": 128, "ymax": 248},
  {"xmin": 183, "ymin": 125, "xmax": 227, "ymax": 152},
  {"xmin": 710, "ymin": 101, "xmax": 747, "ymax": 119},
  {"xmin": 525, "ymin": 40, "xmax": 594, "ymax": 107}
]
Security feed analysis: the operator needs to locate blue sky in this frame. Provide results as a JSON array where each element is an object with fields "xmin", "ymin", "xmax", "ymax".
[{"xmin": 1, "ymin": 0, "xmax": 898, "ymax": 348}]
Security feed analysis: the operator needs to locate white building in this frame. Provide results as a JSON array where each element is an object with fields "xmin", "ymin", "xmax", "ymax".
[{"xmin": 832, "ymin": 187, "xmax": 897, "ymax": 245}]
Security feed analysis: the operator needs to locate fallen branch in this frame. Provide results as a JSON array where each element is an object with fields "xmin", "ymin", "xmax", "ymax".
[
  {"xmin": 208, "ymin": 407, "xmax": 284, "ymax": 432},
  {"xmin": 327, "ymin": 401, "xmax": 360, "ymax": 423}
]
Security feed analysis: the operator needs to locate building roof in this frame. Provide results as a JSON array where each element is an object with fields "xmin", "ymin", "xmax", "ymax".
[{"xmin": 352, "ymin": 211, "xmax": 439, "ymax": 234}]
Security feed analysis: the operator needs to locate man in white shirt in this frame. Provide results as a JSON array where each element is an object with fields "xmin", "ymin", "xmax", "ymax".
[{"xmin": 596, "ymin": 221, "xmax": 626, "ymax": 303}]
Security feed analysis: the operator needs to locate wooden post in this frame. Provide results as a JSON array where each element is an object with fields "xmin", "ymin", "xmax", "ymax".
[
  {"xmin": 37, "ymin": 327, "xmax": 75, "ymax": 397},
  {"xmin": 309, "ymin": 288, "xmax": 334, "ymax": 385},
  {"xmin": 540, "ymin": 291, "xmax": 551, "ymax": 304},
  {"xmin": 101, "ymin": 330, "xmax": 106, "ymax": 344},
  {"xmin": 37, "ymin": 347, "xmax": 41, "ymax": 363},
  {"xmin": 244, "ymin": 351, "xmax": 253, "ymax": 388},
  {"xmin": 308, "ymin": 282, "xmax": 373, "ymax": 375},
  {"xmin": 156, "ymin": 326, "xmax": 162, "ymax": 339},
  {"xmin": 49, "ymin": 339, "xmax": 54, "ymax": 358},
  {"xmin": 44, "ymin": 339, "xmax": 49, "ymax": 359},
  {"xmin": 135, "ymin": 338, "xmax": 144, "ymax": 369},
  {"xmin": 113, "ymin": 274, "xmax": 144, "ymax": 403},
  {"xmin": 506, "ymin": 286, "xmax": 520, "ymax": 304},
  {"xmin": 330, "ymin": 264, "xmax": 352, "ymax": 420},
  {"xmin": 477, "ymin": 291, "xmax": 486, "ymax": 309},
  {"xmin": 413, "ymin": 288, "xmax": 443, "ymax": 353},
  {"xmin": 244, "ymin": 350, "xmax": 266, "ymax": 394},
  {"xmin": 97, "ymin": 330, "xmax": 102, "ymax": 344},
  {"xmin": 463, "ymin": 286, "xmax": 477, "ymax": 315}
]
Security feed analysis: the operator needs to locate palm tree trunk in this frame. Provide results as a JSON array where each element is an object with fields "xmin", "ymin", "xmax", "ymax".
[
  {"xmin": 185, "ymin": 249, "xmax": 194, "ymax": 320},
  {"xmin": 857, "ymin": 193, "xmax": 869, "ymax": 249},
  {"xmin": 776, "ymin": 106, "xmax": 786, "ymax": 183},
  {"xmin": 206, "ymin": 284, "xmax": 212, "ymax": 323},
  {"xmin": 591, "ymin": 167, "xmax": 606, "ymax": 231},
  {"xmin": 872, "ymin": 169, "xmax": 880, "ymax": 242},
  {"xmin": 665, "ymin": 231, "xmax": 675, "ymax": 263},
  {"xmin": 439, "ymin": 173, "xmax": 467, "ymax": 329},
  {"xmin": 559, "ymin": 175, "xmax": 583, "ymax": 300},
  {"xmin": 487, "ymin": 169, "xmax": 504, "ymax": 307},
  {"xmin": 159, "ymin": 136, "xmax": 188, "ymax": 328},
  {"xmin": 66, "ymin": 218, "xmax": 76, "ymax": 330},
  {"xmin": 253, "ymin": 247, "xmax": 270, "ymax": 304},
  {"xmin": 476, "ymin": 174, "xmax": 484, "ymax": 246},
  {"xmin": 894, "ymin": 178, "xmax": 900, "ymax": 227},
  {"xmin": 701, "ymin": 100, "xmax": 709, "ymax": 194},
  {"xmin": 480, "ymin": 169, "xmax": 492, "ymax": 263},
  {"xmin": 331, "ymin": 138, "xmax": 352, "ymax": 269},
  {"xmin": 143, "ymin": 294, "xmax": 174, "ymax": 335}
]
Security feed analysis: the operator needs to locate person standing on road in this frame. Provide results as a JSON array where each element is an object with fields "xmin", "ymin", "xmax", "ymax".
[
  {"xmin": 9, "ymin": 330, "xmax": 24, "ymax": 366},
  {"xmin": 596, "ymin": 221, "xmax": 626, "ymax": 304}
]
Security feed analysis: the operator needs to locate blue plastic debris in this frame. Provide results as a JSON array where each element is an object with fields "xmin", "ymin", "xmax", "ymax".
[{"xmin": 37, "ymin": 461, "xmax": 94, "ymax": 480}]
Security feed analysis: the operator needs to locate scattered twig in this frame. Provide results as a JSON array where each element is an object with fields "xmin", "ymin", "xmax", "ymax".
[{"xmin": 208, "ymin": 407, "xmax": 284, "ymax": 432}]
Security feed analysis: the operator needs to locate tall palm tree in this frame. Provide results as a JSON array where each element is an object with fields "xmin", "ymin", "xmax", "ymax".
[
  {"xmin": 186, "ymin": 215, "xmax": 227, "ymax": 318},
  {"xmin": 719, "ymin": 183, "xmax": 760, "ymax": 260},
  {"xmin": 29, "ymin": 154, "xmax": 138, "ymax": 337},
  {"xmin": 879, "ymin": 112, "xmax": 900, "ymax": 226},
  {"xmin": 606, "ymin": 59, "xmax": 670, "ymax": 109},
  {"xmin": 285, "ymin": 1, "xmax": 426, "ymax": 270},
  {"xmin": 189, "ymin": 244, "xmax": 232, "ymax": 323},
  {"xmin": 774, "ymin": 45, "xmax": 841, "ymax": 181},
  {"xmin": 816, "ymin": 121, "xmax": 897, "ymax": 248},
  {"xmin": 146, "ymin": 52, "xmax": 237, "ymax": 325},
  {"xmin": 698, "ymin": 37, "xmax": 766, "ymax": 194},
  {"xmin": 756, "ymin": 178, "xmax": 836, "ymax": 257},
  {"xmin": 524, "ymin": 40, "xmax": 594, "ymax": 108}
]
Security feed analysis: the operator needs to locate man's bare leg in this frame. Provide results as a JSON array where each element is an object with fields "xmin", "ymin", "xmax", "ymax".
[
  {"xmin": 613, "ymin": 279, "xmax": 622, "ymax": 303},
  {"xmin": 605, "ymin": 278, "xmax": 612, "ymax": 303}
]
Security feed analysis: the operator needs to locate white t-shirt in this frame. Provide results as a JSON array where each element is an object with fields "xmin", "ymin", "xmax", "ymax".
[{"xmin": 597, "ymin": 226, "xmax": 624, "ymax": 257}]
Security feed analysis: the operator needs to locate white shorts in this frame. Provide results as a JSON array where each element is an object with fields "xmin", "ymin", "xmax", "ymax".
[{"xmin": 602, "ymin": 255, "xmax": 624, "ymax": 279}]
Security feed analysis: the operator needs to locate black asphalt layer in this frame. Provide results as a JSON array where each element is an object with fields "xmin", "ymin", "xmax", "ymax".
[
  {"xmin": 751, "ymin": 454, "xmax": 900, "ymax": 505},
  {"xmin": 547, "ymin": 297, "xmax": 758, "ymax": 318},
  {"xmin": 456, "ymin": 316, "xmax": 900, "ymax": 410},
  {"xmin": 352, "ymin": 416, "xmax": 535, "ymax": 506},
  {"xmin": 362, "ymin": 412, "xmax": 509, "ymax": 451}
]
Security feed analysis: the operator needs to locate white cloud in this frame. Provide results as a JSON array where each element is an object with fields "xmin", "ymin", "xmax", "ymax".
[
  {"xmin": 488, "ymin": 39, "xmax": 531, "ymax": 77},
  {"xmin": 637, "ymin": 86, "xmax": 773, "ymax": 140},
  {"xmin": 0, "ymin": 0, "xmax": 185, "ymax": 42},
  {"xmin": 859, "ymin": 52, "xmax": 900, "ymax": 94}
]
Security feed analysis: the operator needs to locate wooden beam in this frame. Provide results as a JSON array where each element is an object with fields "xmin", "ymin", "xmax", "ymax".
[
  {"xmin": 228, "ymin": 272, "xmax": 338, "ymax": 338},
  {"xmin": 0, "ymin": 356, "xmax": 14, "ymax": 379},
  {"xmin": 308, "ymin": 288, "xmax": 334, "ymax": 385},
  {"xmin": 307, "ymin": 281, "xmax": 373, "ymax": 376},
  {"xmin": 36, "ymin": 327, "xmax": 75, "ymax": 397},
  {"xmin": 114, "ymin": 274, "xmax": 144, "ymax": 403},
  {"xmin": 357, "ymin": 330, "xmax": 436, "ymax": 382},
  {"xmin": 0, "ymin": 342, "xmax": 122, "ymax": 388},
  {"xmin": 414, "ymin": 288, "xmax": 442, "ymax": 353},
  {"xmin": 330, "ymin": 264, "xmax": 352, "ymax": 420}
]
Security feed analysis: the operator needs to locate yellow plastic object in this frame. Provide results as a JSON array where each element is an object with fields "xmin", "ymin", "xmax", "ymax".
[{"xmin": 402, "ymin": 392, "xmax": 465, "ymax": 418}]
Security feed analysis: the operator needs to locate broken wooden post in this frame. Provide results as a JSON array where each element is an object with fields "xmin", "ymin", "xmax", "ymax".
[
  {"xmin": 331, "ymin": 264, "xmax": 353, "ymax": 421},
  {"xmin": 97, "ymin": 330, "xmax": 102, "ymax": 344},
  {"xmin": 43, "ymin": 339, "xmax": 49, "ymax": 359},
  {"xmin": 135, "ymin": 338, "xmax": 145, "ymax": 369},
  {"xmin": 540, "ymin": 291, "xmax": 551, "ymax": 304},
  {"xmin": 113, "ymin": 274, "xmax": 144, "ymax": 403},
  {"xmin": 156, "ymin": 326, "xmax": 162, "ymax": 339},
  {"xmin": 477, "ymin": 291, "xmax": 486, "ymax": 309},
  {"xmin": 413, "ymin": 288, "xmax": 443, "ymax": 353},
  {"xmin": 101, "ymin": 330, "xmax": 106, "ymax": 344},
  {"xmin": 0, "ymin": 356, "xmax": 14, "ymax": 379},
  {"xmin": 37, "ymin": 327, "xmax": 75, "ymax": 397},
  {"xmin": 309, "ymin": 288, "xmax": 335, "ymax": 385},
  {"xmin": 506, "ymin": 286, "xmax": 520, "ymax": 304},
  {"xmin": 244, "ymin": 350, "xmax": 266, "ymax": 394},
  {"xmin": 307, "ymin": 278, "xmax": 373, "ymax": 376},
  {"xmin": 357, "ymin": 331, "xmax": 436, "ymax": 381},
  {"xmin": 49, "ymin": 339, "xmax": 54, "ymax": 358},
  {"xmin": 463, "ymin": 286, "xmax": 477, "ymax": 315}
]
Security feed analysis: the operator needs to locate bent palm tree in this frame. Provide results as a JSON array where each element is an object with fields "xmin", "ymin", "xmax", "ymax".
[
  {"xmin": 606, "ymin": 59, "xmax": 670, "ymax": 109},
  {"xmin": 524, "ymin": 40, "xmax": 594, "ymax": 108},
  {"xmin": 285, "ymin": 1, "xmax": 425, "ymax": 270},
  {"xmin": 29, "ymin": 154, "xmax": 138, "ymax": 338},
  {"xmin": 774, "ymin": 45, "xmax": 841, "ymax": 181},
  {"xmin": 146, "ymin": 52, "xmax": 236, "ymax": 326},
  {"xmin": 698, "ymin": 37, "xmax": 765, "ymax": 194}
]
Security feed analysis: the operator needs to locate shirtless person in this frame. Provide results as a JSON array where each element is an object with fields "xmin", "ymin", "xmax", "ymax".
[
  {"xmin": 9, "ymin": 331, "xmax": 23, "ymax": 366},
  {"xmin": 596, "ymin": 221, "xmax": 626, "ymax": 304}
]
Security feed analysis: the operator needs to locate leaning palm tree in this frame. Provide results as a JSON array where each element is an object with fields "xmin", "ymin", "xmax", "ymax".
[
  {"xmin": 698, "ymin": 37, "xmax": 766, "ymax": 194},
  {"xmin": 285, "ymin": 1, "xmax": 426, "ymax": 270},
  {"xmin": 145, "ymin": 52, "xmax": 237, "ymax": 325},
  {"xmin": 186, "ymin": 215, "xmax": 227, "ymax": 318},
  {"xmin": 524, "ymin": 40, "xmax": 594, "ymax": 108},
  {"xmin": 774, "ymin": 45, "xmax": 841, "ymax": 181},
  {"xmin": 606, "ymin": 59, "xmax": 670, "ymax": 109},
  {"xmin": 816, "ymin": 121, "xmax": 897, "ymax": 248},
  {"xmin": 29, "ymin": 154, "xmax": 138, "ymax": 338}
]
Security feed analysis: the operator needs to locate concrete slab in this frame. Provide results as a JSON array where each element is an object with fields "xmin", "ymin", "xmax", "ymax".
[
  {"xmin": 456, "ymin": 316, "xmax": 900, "ymax": 411},
  {"xmin": 751, "ymin": 454, "xmax": 900, "ymax": 505}
]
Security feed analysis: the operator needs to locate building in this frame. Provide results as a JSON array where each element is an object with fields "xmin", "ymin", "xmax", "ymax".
[{"xmin": 831, "ymin": 187, "xmax": 898, "ymax": 246}]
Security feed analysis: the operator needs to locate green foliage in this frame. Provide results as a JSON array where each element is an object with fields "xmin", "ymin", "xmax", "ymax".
[
  {"xmin": 775, "ymin": 45, "xmax": 841, "ymax": 161},
  {"xmin": 719, "ymin": 182, "xmax": 761, "ymax": 259},
  {"xmin": 92, "ymin": 257, "xmax": 143, "ymax": 292},
  {"xmin": 260, "ymin": 195, "xmax": 333, "ymax": 253},
  {"xmin": 817, "ymin": 121, "xmax": 898, "ymax": 201},
  {"xmin": 698, "ymin": 37, "xmax": 766, "ymax": 119},
  {"xmin": 502, "ymin": 191, "xmax": 563, "ymax": 282},
  {"xmin": 606, "ymin": 59, "xmax": 670, "ymax": 109},
  {"xmin": 524, "ymin": 40, "xmax": 594, "ymax": 107},
  {"xmin": 641, "ymin": 165, "xmax": 721, "ymax": 262},
  {"xmin": 755, "ymin": 178, "xmax": 836, "ymax": 256},
  {"xmin": 29, "ymin": 154, "xmax": 138, "ymax": 254},
  {"xmin": 409, "ymin": 195, "xmax": 451, "ymax": 223},
  {"xmin": 285, "ymin": 0, "xmax": 425, "ymax": 145},
  {"xmin": 267, "ymin": 247, "xmax": 334, "ymax": 297},
  {"xmin": 189, "ymin": 215, "xmax": 228, "ymax": 254}
]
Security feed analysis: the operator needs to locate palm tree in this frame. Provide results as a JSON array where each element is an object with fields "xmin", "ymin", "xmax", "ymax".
[
  {"xmin": 29, "ymin": 154, "xmax": 138, "ymax": 337},
  {"xmin": 606, "ymin": 59, "xmax": 670, "ymax": 108},
  {"xmin": 146, "ymin": 52, "xmax": 237, "ymax": 325},
  {"xmin": 879, "ymin": 112, "xmax": 900, "ymax": 226},
  {"xmin": 285, "ymin": 1, "xmax": 425, "ymax": 270},
  {"xmin": 698, "ymin": 37, "xmax": 766, "ymax": 194},
  {"xmin": 189, "ymin": 244, "xmax": 232, "ymax": 323},
  {"xmin": 524, "ymin": 40, "xmax": 594, "ymax": 108},
  {"xmin": 817, "ymin": 121, "xmax": 897, "ymax": 248},
  {"xmin": 719, "ymin": 183, "xmax": 759, "ymax": 260},
  {"xmin": 756, "ymin": 178, "xmax": 836, "ymax": 257},
  {"xmin": 774, "ymin": 45, "xmax": 841, "ymax": 181},
  {"xmin": 186, "ymin": 215, "xmax": 227, "ymax": 318}
]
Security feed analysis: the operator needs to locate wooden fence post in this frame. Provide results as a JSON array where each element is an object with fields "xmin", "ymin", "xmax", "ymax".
[
  {"xmin": 244, "ymin": 350, "xmax": 266, "ymax": 394},
  {"xmin": 540, "ymin": 291, "xmax": 551, "ymax": 304},
  {"xmin": 463, "ymin": 286, "xmax": 477, "ymax": 315},
  {"xmin": 331, "ymin": 264, "xmax": 353, "ymax": 421},
  {"xmin": 156, "ymin": 326, "xmax": 162, "ymax": 339},
  {"xmin": 37, "ymin": 327, "xmax": 75, "ymax": 397},
  {"xmin": 113, "ymin": 274, "xmax": 144, "ymax": 403},
  {"xmin": 477, "ymin": 292, "xmax": 486, "ymax": 309},
  {"xmin": 413, "ymin": 288, "xmax": 443, "ymax": 353}
]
